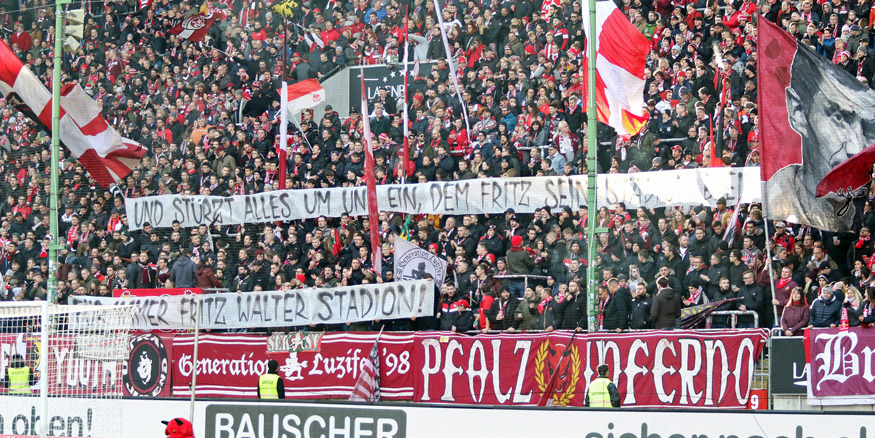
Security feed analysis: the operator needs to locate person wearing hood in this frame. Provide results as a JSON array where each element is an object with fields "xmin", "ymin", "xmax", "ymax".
[
  {"xmin": 651, "ymin": 276, "xmax": 681, "ymax": 329},
  {"xmin": 170, "ymin": 248, "xmax": 198, "ymax": 288}
]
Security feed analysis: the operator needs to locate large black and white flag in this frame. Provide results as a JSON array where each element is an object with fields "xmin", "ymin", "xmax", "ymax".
[{"xmin": 393, "ymin": 235, "xmax": 447, "ymax": 287}]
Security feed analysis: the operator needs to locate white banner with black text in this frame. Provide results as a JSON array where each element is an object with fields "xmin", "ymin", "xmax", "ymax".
[
  {"xmin": 67, "ymin": 280, "xmax": 434, "ymax": 331},
  {"xmin": 126, "ymin": 168, "xmax": 762, "ymax": 230}
]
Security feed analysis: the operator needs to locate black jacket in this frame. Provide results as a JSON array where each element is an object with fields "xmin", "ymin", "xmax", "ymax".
[
  {"xmin": 536, "ymin": 297, "xmax": 562, "ymax": 330},
  {"xmin": 651, "ymin": 287, "xmax": 681, "ymax": 329},
  {"xmin": 602, "ymin": 292, "xmax": 630, "ymax": 330},
  {"xmin": 439, "ymin": 308, "xmax": 476, "ymax": 332},
  {"xmin": 630, "ymin": 295, "xmax": 653, "ymax": 329},
  {"xmin": 487, "ymin": 297, "xmax": 520, "ymax": 331},
  {"xmin": 560, "ymin": 293, "xmax": 587, "ymax": 330},
  {"xmin": 738, "ymin": 283, "xmax": 764, "ymax": 315}
]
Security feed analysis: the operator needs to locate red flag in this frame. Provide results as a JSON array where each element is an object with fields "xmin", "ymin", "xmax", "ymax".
[
  {"xmin": 581, "ymin": 0, "xmax": 650, "ymax": 136},
  {"xmin": 708, "ymin": 118, "xmax": 722, "ymax": 167},
  {"xmin": 759, "ymin": 16, "xmax": 875, "ymax": 231},
  {"xmin": 816, "ymin": 142, "xmax": 875, "ymax": 200},
  {"xmin": 0, "ymin": 39, "xmax": 146, "ymax": 188},
  {"xmin": 360, "ymin": 71, "xmax": 382, "ymax": 276},
  {"xmin": 349, "ymin": 335, "xmax": 380, "ymax": 402},
  {"xmin": 278, "ymin": 79, "xmax": 326, "ymax": 115},
  {"xmin": 169, "ymin": 12, "xmax": 218, "ymax": 42}
]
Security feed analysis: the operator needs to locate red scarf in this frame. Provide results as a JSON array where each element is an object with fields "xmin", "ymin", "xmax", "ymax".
[
  {"xmin": 777, "ymin": 278, "xmax": 792, "ymax": 289},
  {"xmin": 537, "ymin": 295, "xmax": 553, "ymax": 314},
  {"xmin": 689, "ymin": 286, "xmax": 702, "ymax": 303}
]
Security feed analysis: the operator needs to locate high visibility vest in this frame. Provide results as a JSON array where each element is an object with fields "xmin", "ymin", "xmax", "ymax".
[
  {"xmin": 587, "ymin": 376, "xmax": 612, "ymax": 407},
  {"xmin": 8, "ymin": 367, "xmax": 31, "ymax": 394},
  {"xmin": 258, "ymin": 374, "xmax": 280, "ymax": 399}
]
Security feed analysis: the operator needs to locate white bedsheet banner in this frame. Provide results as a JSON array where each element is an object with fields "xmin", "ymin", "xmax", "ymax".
[
  {"xmin": 67, "ymin": 280, "xmax": 434, "ymax": 331},
  {"xmin": 126, "ymin": 168, "xmax": 761, "ymax": 230}
]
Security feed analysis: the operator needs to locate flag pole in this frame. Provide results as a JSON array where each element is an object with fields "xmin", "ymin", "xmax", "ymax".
[
  {"xmin": 761, "ymin": 202, "xmax": 780, "ymax": 327},
  {"xmin": 401, "ymin": 5, "xmax": 410, "ymax": 183},
  {"xmin": 431, "ymin": 0, "xmax": 470, "ymax": 134},
  {"xmin": 48, "ymin": 0, "xmax": 67, "ymax": 307},
  {"xmin": 584, "ymin": 0, "xmax": 599, "ymax": 332},
  {"xmin": 278, "ymin": 17, "xmax": 289, "ymax": 190}
]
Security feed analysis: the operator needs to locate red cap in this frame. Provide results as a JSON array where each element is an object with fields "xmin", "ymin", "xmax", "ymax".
[{"xmin": 511, "ymin": 235, "xmax": 523, "ymax": 247}]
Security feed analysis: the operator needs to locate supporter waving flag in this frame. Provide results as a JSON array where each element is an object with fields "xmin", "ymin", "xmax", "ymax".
[
  {"xmin": 759, "ymin": 17, "xmax": 875, "ymax": 232},
  {"xmin": 279, "ymin": 79, "xmax": 325, "ymax": 115},
  {"xmin": 0, "ymin": 39, "xmax": 146, "ymax": 189},
  {"xmin": 169, "ymin": 12, "xmax": 218, "ymax": 43},
  {"xmin": 581, "ymin": 0, "xmax": 650, "ymax": 137}
]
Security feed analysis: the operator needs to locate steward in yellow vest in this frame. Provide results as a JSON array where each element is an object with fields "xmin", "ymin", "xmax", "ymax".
[
  {"xmin": 585, "ymin": 364, "xmax": 620, "ymax": 407},
  {"xmin": 257, "ymin": 359, "xmax": 285, "ymax": 399},
  {"xmin": 4, "ymin": 354, "xmax": 34, "ymax": 394}
]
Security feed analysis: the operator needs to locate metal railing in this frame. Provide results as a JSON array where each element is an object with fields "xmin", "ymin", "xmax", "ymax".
[
  {"xmin": 491, "ymin": 274, "xmax": 550, "ymax": 290},
  {"xmin": 705, "ymin": 310, "xmax": 759, "ymax": 328}
]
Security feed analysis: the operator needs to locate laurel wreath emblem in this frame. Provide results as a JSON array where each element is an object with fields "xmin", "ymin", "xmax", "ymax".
[{"xmin": 534, "ymin": 340, "xmax": 581, "ymax": 407}]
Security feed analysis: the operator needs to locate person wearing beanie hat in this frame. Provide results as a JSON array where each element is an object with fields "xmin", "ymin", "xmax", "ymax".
[
  {"xmin": 511, "ymin": 235, "xmax": 523, "ymax": 247},
  {"xmin": 257, "ymin": 359, "xmax": 285, "ymax": 399},
  {"xmin": 507, "ymin": 233, "xmax": 535, "ymax": 297}
]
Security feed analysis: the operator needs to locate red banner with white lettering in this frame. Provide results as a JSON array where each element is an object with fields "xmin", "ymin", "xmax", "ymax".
[
  {"xmin": 154, "ymin": 330, "xmax": 766, "ymax": 407},
  {"xmin": 413, "ymin": 330, "xmax": 768, "ymax": 408},
  {"xmin": 808, "ymin": 327, "xmax": 875, "ymax": 405},
  {"xmin": 113, "ymin": 287, "xmax": 202, "ymax": 298},
  {"xmin": 170, "ymin": 334, "xmax": 413, "ymax": 399}
]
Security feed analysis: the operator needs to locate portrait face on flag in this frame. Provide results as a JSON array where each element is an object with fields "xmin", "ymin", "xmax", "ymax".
[{"xmin": 770, "ymin": 48, "xmax": 875, "ymax": 231}]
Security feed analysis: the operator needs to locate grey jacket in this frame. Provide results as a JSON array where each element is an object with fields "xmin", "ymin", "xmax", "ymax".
[{"xmin": 170, "ymin": 256, "xmax": 198, "ymax": 288}]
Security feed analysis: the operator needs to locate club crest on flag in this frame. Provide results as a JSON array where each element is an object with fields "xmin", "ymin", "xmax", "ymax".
[
  {"xmin": 534, "ymin": 340, "xmax": 580, "ymax": 407},
  {"xmin": 182, "ymin": 15, "xmax": 208, "ymax": 30},
  {"xmin": 393, "ymin": 236, "xmax": 446, "ymax": 287}
]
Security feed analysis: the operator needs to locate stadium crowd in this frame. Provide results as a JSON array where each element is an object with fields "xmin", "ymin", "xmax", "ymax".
[{"xmin": 0, "ymin": 0, "xmax": 875, "ymax": 332}]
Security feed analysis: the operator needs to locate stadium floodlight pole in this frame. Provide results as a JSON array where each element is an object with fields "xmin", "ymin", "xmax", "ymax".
[
  {"xmin": 49, "ymin": 0, "xmax": 69, "ymax": 307},
  {"xmin": 585, "ymin": 0, "xmax": 599, "ymax": 332}
]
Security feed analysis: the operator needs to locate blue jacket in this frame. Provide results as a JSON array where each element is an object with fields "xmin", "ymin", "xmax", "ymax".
[{"xmin": 810, "ymin": 295, "xmax": 842, "ymax": 327}]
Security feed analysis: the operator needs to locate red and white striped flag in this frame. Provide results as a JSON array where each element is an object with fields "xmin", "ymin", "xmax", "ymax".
[
  {"xmin": 360, "ymin": 70, "xmax": 382, "ymax": 277},
  {"xmin": 0, "ymin": 39, "xmax": 146, "ymax": 188},
  {"xmin": 279, "ymin": 79, "xmax": 325, "ymax": 115},
  {"xmin": 582, "ymin": 0, "xmax": 651, "ymax": 136},
  {"xmin": 169, "ymin": 12, "xmax": 218, "ymax": 42},
  {"xmin": 348, "ymin": 335, "xmax": 380, "ymax": 402}
]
